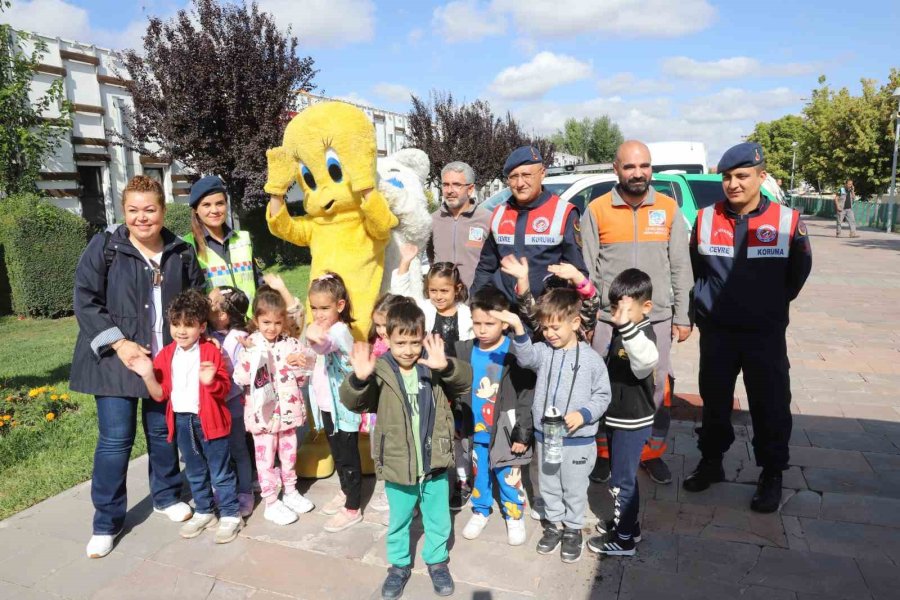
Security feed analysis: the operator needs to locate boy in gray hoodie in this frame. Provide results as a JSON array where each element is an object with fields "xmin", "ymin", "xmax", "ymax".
[{"xmin": 493, "ymin": 288, "xmax": 611, "ymax": 563}]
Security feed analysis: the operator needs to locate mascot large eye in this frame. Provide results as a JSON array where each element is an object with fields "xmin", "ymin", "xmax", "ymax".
[
  {"xmin": 300, "ymin": 163, "xmax": 317, "ymax": 190},
  {"xmin": 325, "ymin": 148, "xmax": 343, "ymax": 183}
]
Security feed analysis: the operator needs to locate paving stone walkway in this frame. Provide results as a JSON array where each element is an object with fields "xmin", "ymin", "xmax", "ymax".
[{"xmin": 2, "ymin": 216, "xmax": 900, "ymax": 600}]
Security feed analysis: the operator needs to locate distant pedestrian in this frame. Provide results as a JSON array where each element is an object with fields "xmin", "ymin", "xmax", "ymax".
[{"xmin": 835, "ymin": 180, "xmax": 858, "ymax": 238}]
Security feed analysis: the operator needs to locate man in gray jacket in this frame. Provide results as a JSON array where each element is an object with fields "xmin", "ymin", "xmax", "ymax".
[
  {"xmin": 580, "ymin": 140, "xmax": 694, "ymax": 485},
  {"xmin": 428, "ymin": 161, "xmax": 492, "ymax": 289}
]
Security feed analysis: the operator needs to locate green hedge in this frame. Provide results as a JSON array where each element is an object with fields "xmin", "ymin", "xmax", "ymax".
[
  {"xmin": 0, "ymin": 193, "xmax": 89, "ymax": 317},
  {"xmin": 240, "ymin": 203, "xmax": 311, "ymax": 268},
  {"xmin": 164, "ymin": 202, "xmax": 193, "ymax": 238}
]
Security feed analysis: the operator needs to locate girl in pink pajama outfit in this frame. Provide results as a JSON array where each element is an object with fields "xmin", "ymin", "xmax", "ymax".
[{"xmin": 234, "ymin": 287, "xmax": 315, "ymax": 525}]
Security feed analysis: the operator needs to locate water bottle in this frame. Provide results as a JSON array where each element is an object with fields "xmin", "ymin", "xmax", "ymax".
[{"xmin": 542, "ymin": 406, "xmax": 564, "ymax": 465}]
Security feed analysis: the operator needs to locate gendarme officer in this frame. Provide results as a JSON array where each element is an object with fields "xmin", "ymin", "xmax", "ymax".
[
  {"xmin": 471, "ymin": 145, "xmax": 588, "ymax": 306},
  {"xmin": 683, "ymin": 142, "xmax": 812, "ymax": 513}
]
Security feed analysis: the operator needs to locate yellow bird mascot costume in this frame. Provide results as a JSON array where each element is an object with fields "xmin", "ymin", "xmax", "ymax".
[{"xmin": 264, "ymin": 101, "xmax": 398, "ymax": 340}]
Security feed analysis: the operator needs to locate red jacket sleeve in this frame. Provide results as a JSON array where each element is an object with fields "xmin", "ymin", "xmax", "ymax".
[
  {"xmin": 151, "ymin": 348, "xmax": 172, "ymax": 403},
  {"xmin": 202, "ymin": 342, "xmax": 232, "ymax": 405}
]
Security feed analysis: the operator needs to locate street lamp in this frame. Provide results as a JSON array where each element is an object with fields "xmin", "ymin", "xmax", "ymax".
[
  {"xmin": 886, "ymin": 87, "xmax": 900, "ymax": 233},
  {"xmin": 789, "ymin": 141, "xmax": 799, "ymax": 195}
]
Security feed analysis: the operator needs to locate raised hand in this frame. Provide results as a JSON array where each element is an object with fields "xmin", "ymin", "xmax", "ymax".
[
  {"xmin": 199, "ymin": 361, "xmax": 217, "ymax": 385},
  {"xmin": 305, "ymin": 322, "xmax": 325, "ymax": 346},
  {"xmin": 489, "ymin": 309, "xmax": 525, "ymax": 336},
  {"xmin": 500, "ymin": 255, "xmax": 530, "ymax": 289},
  {"xmin": 418, "ymin": 333, "xmax": 448, "ymax": 371},
  {"xmin": 611, "ymin": 296, "xmax": 634, "ymax": 327},
  {"xmin": 263, "ymin": 273, "xmax": 288, "ymax": 293},
  {"xmin": 547, "ymin": 262, "xmax": 586, "ymax": 286},
  {"xmin": 400, "ymin": 243, "xmax": 420, "ymax": 265},
  {"xmin": 264, "ymin": 146, "xmax": 296, "ymax": 197},
  {"xmin": 349, "ymin": 341, "xmax": 377, "ymax": 380}
]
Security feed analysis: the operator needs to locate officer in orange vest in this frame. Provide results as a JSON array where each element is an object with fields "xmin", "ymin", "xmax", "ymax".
[
  {"xmin": 683, "ymin": 142, "xmax": 812, "ymax": 513},
  {"xmin": 471, "ymin": 145, "xmax": 589, "ymax": 306}
]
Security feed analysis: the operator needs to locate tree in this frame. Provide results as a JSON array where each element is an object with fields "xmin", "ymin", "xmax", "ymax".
[
  {"xmin": 407, "ymin": 91, "xmax": 555, "ymax": 187},
  {"xmin": 550, "ymin": 116, "xmax": 623, "ymax": 163},
  {"xmin": 746, "ymin": 114, "xmax": 804, "ymax": 185},
  {"xmin": 798, "ymin": 71, "xmax": 900, "ymax": 197},
  {"xmin": 0, "ymin": 0, "xmax": 72, "ymax": 197},
  {"xmin": 118, "ymin": 0, "xmax": 316, "ymax": 210}
]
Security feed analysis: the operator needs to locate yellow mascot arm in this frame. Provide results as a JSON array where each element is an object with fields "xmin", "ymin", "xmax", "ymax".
[
  {"xmin": 360, "ymin": 189, "xmax": 398, "ymax": 241},
  {"xmin": 267, "ymin": 201, "xmax": 313, "ymax": 246}
]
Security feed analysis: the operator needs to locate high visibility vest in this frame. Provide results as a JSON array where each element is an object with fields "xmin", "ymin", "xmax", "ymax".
[
  {"xmin": 183, "ymin": 230, "xmax": 257, "ymax": 310},
  {"xmin": 490, "ymin": 194, "xmax": 573, "ymax": 247},
  {"xmin": 696, "ymin": 201, "xmax": 796, "ymax": 260}
]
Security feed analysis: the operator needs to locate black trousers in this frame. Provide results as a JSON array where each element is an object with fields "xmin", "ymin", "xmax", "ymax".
[
  {"xmin": 322, "ymin": 412, "xmax": 362, "ymax": 510},
  {"xmin": 697, "ymin": 326, "xmax": 792, "ymax": 471}
]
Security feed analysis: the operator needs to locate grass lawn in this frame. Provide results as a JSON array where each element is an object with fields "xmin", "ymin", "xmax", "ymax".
[{"xmin": 0, "ymin": 264, "xmax": 310, "ymax": 521}]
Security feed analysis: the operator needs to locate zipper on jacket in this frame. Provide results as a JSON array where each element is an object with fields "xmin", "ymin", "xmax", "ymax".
[
  {"xmin": 379, "ymin": 432, "xmax": 386, "ymax": 468},
  {"xmin": 631, "ymin": 205, "xmax": 639, "ymax": 267}
]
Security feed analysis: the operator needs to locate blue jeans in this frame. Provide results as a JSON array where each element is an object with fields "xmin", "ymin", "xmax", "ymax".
[
  {"xmin": 174, "ymin": 413, "xmax": 239, "ymax": 518},
  {"xmin": 606, "ymin": 426, "xmax": 651, "ymax": 539},
  {"xmin": 226, "ymin": 396, "xmax": 253, "ymax": 495},
  {"xmin": 91, "ymin": 396, "xmax": 182, "ymax": 535}
]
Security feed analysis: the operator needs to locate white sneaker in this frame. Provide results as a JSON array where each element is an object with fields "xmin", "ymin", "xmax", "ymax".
[
  {"xmin": 86, "ymin": 533, "xmax": 117, "ymax": 559},
  {"xmin": 369, "ymin": 489, "xmax": 390, "ymax": 512},
  {"xmin": 180, "ymin": 513, "xmax": 218, "ymax": 538},
  {"xmin": 154, "ymin": 501, "xmax": 193, "ymax": 522},
  {"xmin": 215, "ymin": 516, "xmax": 242, "ymax": 544},
  {"xmin": 462, "ymin": 512, "xmax": 490, "ymax": 540},
  {"xmin": 264, "ymin": 500, "xmax": 299, "ymax": 525},
  {"xmin": 283, "ymin": 491, "xmax": 315, "ymax": 515},
  {"xmin": 506, "ymin": 518, "xmax": 527, "ymax": 546},
  {"xmin": 530, "ymin": 497, "xmax": 545, "ymax": 521}
]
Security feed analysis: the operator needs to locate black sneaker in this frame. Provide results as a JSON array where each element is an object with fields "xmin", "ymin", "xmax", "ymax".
[
  {"xmin": 381, "ymin": 565, "xmax": 411, "ymax": 600},
  {"xmin": 750, "ymin": 470, "xmax": 783, "ymax": 513},
  {"xmin": 536, "ymin": 524, "xmax": 563, "ymax": 554},
  {"xmin": 595, "ymin": 519, "xmax": 641, "ymax": 543},
  {"xmin": 589, "ymin": 457, "xmax": 610, "ymax": 483},
  {"xmin": 427, "ymin": 561, "xmax": 455, "ymax": 597},
  {"xmin": 682, "ymin": 458, "xmax": 725, "ymax": 492},
  {"xmin": 587, "ymin": 533, "xmax": 636, "ymax": 556},
  {"xmin": 641, "ymin": 457, "xmax": 672, "ymax": 484},
  {"xmin": 449, "ymin": 481, "xmax": 471, "ymax": 512},
  {"xmin": 560, "ymin": 528, "xmax": 583, "ymax": 563}
]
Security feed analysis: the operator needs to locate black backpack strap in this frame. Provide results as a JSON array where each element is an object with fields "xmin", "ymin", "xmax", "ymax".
[{"xmin": 103, "ymin": 230, "xmax": 116, "ymax": 271}]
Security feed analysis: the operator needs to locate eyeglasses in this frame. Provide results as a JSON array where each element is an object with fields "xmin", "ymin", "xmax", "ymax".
[
  {"xmin": 149, "ymin": 259, "xmax": 162, "ymax": 287},
  {"xmin": 507, "ymin": 172, "xmax": 540, "ymax": 184},
  {"xmin": 441, "ymin": 182, "xmax": 472, "ymax": 190}
]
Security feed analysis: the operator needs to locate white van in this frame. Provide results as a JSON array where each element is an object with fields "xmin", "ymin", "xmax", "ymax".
[{"xmin": 647, "ymin": 141, "xmax": 708, "ymax": 174}]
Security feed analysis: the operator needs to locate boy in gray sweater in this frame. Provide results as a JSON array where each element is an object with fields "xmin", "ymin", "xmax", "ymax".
[{"xmin": 493, "ymin": 288, "xmax": 611, "ymax": 563}]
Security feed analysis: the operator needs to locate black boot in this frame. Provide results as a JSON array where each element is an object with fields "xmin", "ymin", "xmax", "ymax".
[
  {"xmin": 750, "ymin": 470, "xmax": 783, "ymax": 513},
  {"xmin": 427, "ymin": 561, "xmax": 455, "ymax": 597},
  {"xmin": 381, "ymin": 565, "xmax": 412, "ymax": 600},
  {"xmin": 682, "ymin": 457, "xmax": 725, "ymax": 492}
]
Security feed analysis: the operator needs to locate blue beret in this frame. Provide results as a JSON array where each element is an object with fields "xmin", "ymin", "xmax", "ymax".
[
  {"xmin": 717, "ymin": 142, "xmax": 765, "ymax": 174},
  {"xmin": 189, "ymin": 175, "xmax": 227, "ymax": 208},
  {"xmin": 503, "ymin": 145, "xmax": 543, "ymax": 176}
]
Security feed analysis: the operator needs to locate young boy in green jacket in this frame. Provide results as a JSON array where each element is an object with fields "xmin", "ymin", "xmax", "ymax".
[{"xmin": 340, "ymin": 297, "xmax": 472, "ymax": 600}]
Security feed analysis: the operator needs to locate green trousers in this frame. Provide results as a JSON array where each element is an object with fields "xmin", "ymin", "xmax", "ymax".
[{"xmin": 385, "ymin": 472, "xmax": 451, "ymax": 567}]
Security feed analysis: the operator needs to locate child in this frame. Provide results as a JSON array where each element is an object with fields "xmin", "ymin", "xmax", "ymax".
[
  {"xmin": 587, "ymin": 269, "xmax": 659, "ymax": 557},
  {"xmin": 391, "ymin": 242, "xmax": 474, "ymax": 355},
  {"xmin": 494, "ymin": 290, "xmax": 611, "ymax": 563},
  {"xmin": 233, "ymin": 286, "xmax": 314, "ymax": 526},
  {"xmin": 392, "ymin": 243, "xmax": 475, "ymax": 511},
  {"xmin": 305, "ymin": 272, "xmax": 363, "ymax": 532},
  {"xmin": 128, "ymin": 289, "xmax": 242, "ymax": 543},
  {"xmin": 455, "ymin": 286, "xmax": 535, "ymax": 546},
  {"xmin": 367, "ymin": 293, "xmax": 405, "ymax": 517},
  {"xmin": 340, "ymin": 298, "xmax": 472, "ymax": 599},
  {"xmin": 208, "ymin": 286, "xmax": 255, "ymax": 517}
]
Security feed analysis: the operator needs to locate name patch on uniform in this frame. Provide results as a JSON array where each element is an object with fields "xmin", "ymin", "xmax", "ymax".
[
  {"xmin": 748, "ymin": 247, "xmax": 787, "ymax": 258},
  {"xmin": 532, "ymin": 217, "xmax": 550, "ymax": 233},
  {"xmin": 496, "ymin": 234, "xmax": 515, "ymax": 245},
  {"xmin": 756, "ymin": 224, "xmax": 777, "ymax": 243},
  {"xmin": 468, "ymin": 226, "xmax": 485, "ymax": 242},
  {"xmin": 701, "ymin": 244, "xmax": 735, "ymax": 257},
  {"xmin": 525, "ymin": 234, "xmax": 563, "ymax": 245},
  {"xmin": 648, "ymin": 210, "xmax": 667, "ymax": 227}
]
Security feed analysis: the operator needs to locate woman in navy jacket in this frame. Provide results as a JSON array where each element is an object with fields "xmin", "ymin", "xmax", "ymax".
[{"xmin": 71, "ymin": 176, "xmax": 206, "ymax": 558}]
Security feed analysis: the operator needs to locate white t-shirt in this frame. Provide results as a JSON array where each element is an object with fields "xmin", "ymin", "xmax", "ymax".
[
  {"xmin": 141, "ymin": 251, "xmax": 164, "ymax": 357},
  {"xmin": 170, "ymin": 342, "xmax": 200, "ymax": 413}
]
